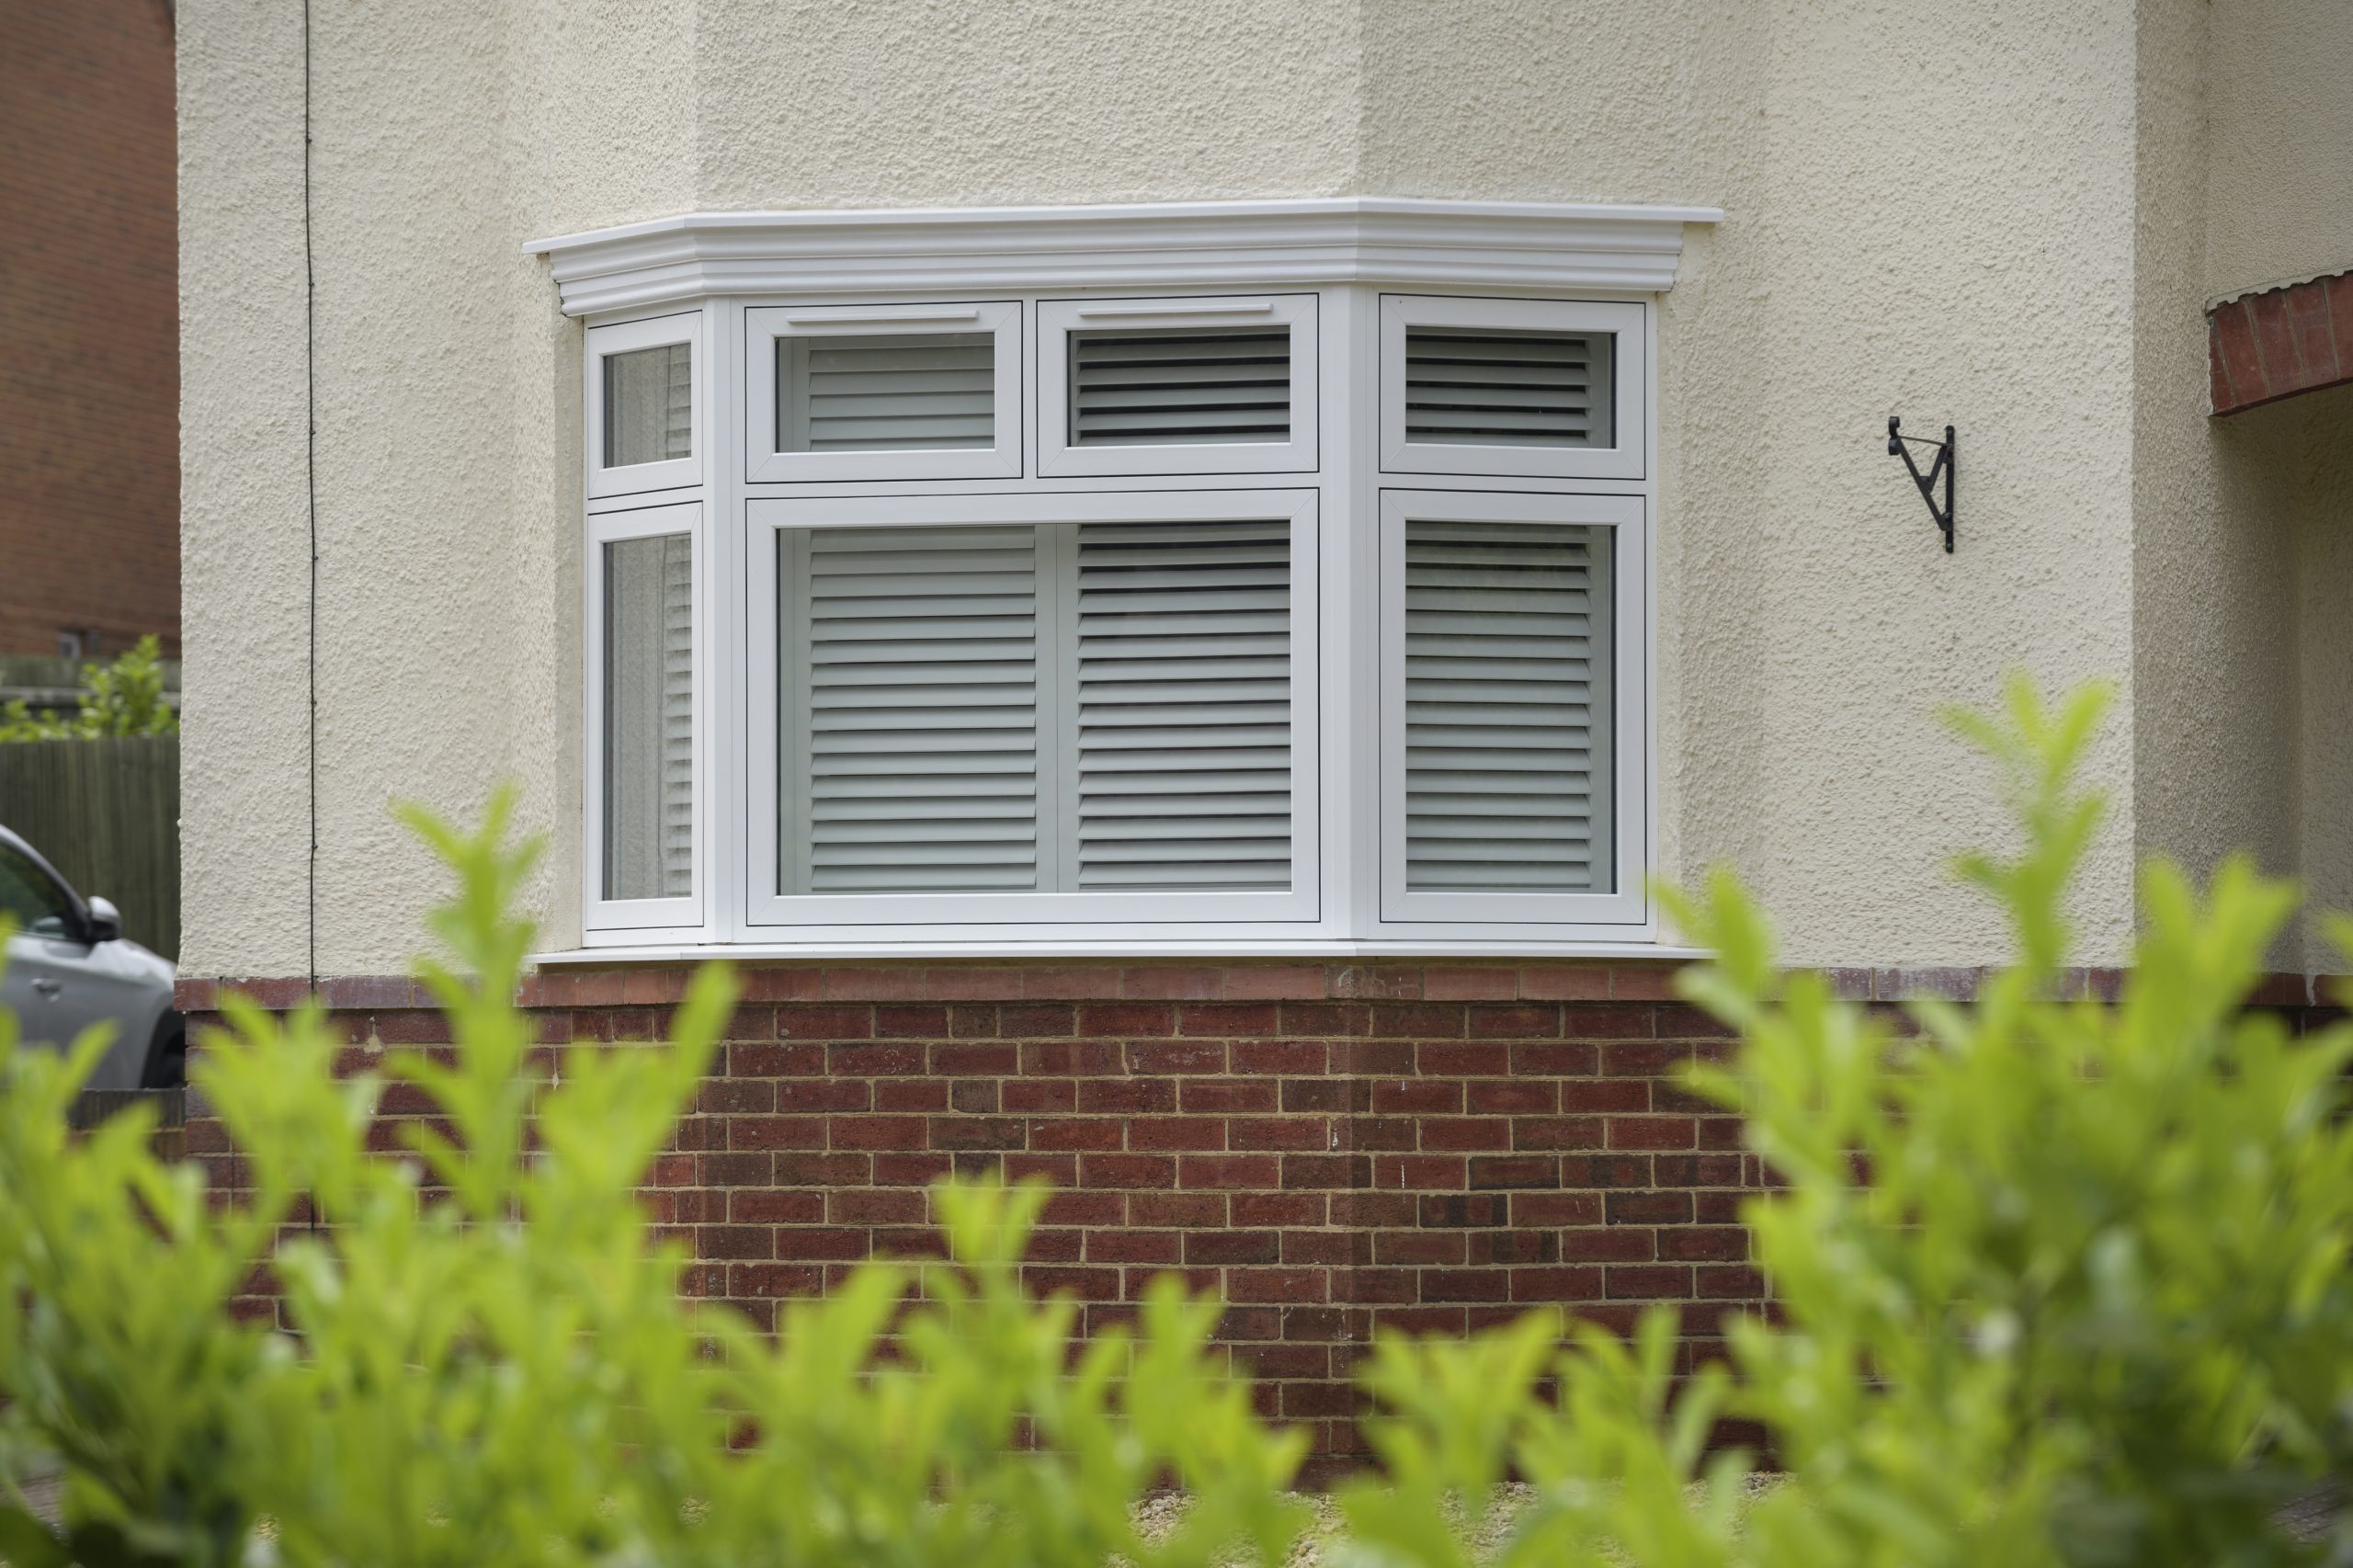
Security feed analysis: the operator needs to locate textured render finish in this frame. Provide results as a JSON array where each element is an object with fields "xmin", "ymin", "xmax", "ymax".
[
  {"xmin": 177, "ymin": 0, "xmax": 313, "ymax": 977},
  {"xmin": 2131, "ymin": 0, "xmax": 2301, "ymax": 926},
  {"xmin": 2205, "ymin": 0, "xmax": 2353, "ymax": 302},
  {"xmin": 1366, "ymin": 0, "xmax": 2145, "ymax": 964},
  {"xmin": 691, "ymin": 0, "xmax": 1361, "ymax": 210},
  {"xmin": 181, "ymin": 0, "xmax": 2344, "ymax": 976}
]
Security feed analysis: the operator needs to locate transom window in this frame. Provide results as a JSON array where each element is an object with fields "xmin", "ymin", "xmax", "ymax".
[{"xmin": 551, "ymin": 199, "xmax": 1693, "ymax": 951}]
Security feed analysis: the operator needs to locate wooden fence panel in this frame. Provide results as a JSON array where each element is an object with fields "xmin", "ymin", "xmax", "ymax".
[{"xmin": 0, "ymin": 736, "xmax": 179, "ymax": 960}]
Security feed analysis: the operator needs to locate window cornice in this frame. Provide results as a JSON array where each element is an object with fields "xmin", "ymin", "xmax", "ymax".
[{"xmin": 525, "ymin": 197, "xmax": 1724, "ymax": 318}]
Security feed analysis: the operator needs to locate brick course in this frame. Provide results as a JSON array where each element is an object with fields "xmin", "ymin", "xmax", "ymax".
[{"xmin": 2208, "ymin": 271, "xmax": 2353, "ymax": 416}]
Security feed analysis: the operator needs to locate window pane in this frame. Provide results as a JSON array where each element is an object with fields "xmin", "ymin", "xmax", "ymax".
[
  {"xmin": 1072, "ymin": 519, "xmax": 1290, "ymax": 887},
  {"xmin": 779, "ymin": 333, "xmax": 995, "ymax": 451},
  {"xmin": 778, "ymin": 517, "xmax": 1293, "ymax": 896},
  {"xmin": 781, "ymin": 526, "xmax": 1041, "ymax": 893},
  {"xmin": 1070, "ymin": 327, "xmax": 1289, "ymax": 446},
  {"xmin": 603, "ymin": 534, "xmax": 693, "ymax": 901},
  {"xmin": 1404, "ymin": 519, "xmax": 1612, "ymax": 893},
  {"xmin": 1404, "ymin": 328, "xmax": 1613, "ymax": 449},
  {"xmin": 0, "ymin": 845, "xmax": 75, "ymax": 937},
  {"xmin": 602, "ymin": 343, "xmax": 692, "ymax": 468}
]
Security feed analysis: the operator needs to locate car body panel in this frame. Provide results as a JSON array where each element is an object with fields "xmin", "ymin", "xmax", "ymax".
[{"xmin": 0, "ymin": 827, "xmax": 177, "ymax": 1089}]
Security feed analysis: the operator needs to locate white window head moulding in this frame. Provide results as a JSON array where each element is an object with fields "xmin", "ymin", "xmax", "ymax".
[{"xmin": 524, "ymin": 198, "xmax": 1725, "ymax": 316}]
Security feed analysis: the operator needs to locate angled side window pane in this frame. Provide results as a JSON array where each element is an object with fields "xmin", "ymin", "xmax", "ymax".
[
  {"xmin": 603, "ymin": 344, "xmax": 693, "ymax": 468},
  {"xmin": 1404, "ymin": 328, "xmax": 1612, "ymax": 450},
  {"xmin": 1404, "ymin": 518, "xmax": 1612, "ymax": 894},
  {"xmin": 780, "ymin": 332, "xmax": 996, "ymax": 452},
  {"xmin": 602, "ymin": 533, "xmax": 694, "ymax": 900}
]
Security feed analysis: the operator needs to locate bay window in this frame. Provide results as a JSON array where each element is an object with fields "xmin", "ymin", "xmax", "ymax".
[{"xmin": 544, "ymin": 198, "xmax": 1711, "ymax": 952}]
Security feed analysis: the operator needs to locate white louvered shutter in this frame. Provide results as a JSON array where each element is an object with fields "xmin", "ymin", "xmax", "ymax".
[
  {"xmin": 1071, "ymin": 520, "xmax": 1291, "ymax": 889},
  {"xmin": 781, "ymin": 332, "xmax": 996, "ymax": 451},
  {"xmin": 655, "ymin": 540, "xmax": 693, "ymax": 895},
  {"xmin": 784, "ymin": 526, "xmax": 1040, "ymax": 893},
  {"xmin": 1069, "ymin": 328, "xmax": 1290, "ymax": 446},
  {"xmin": 1403, "ymin": 329, "xmax": 1614, "ymax": 449},
  {"xmin": 1403, "ymin": 519, "xmax": 1613, "ymax": 893}
]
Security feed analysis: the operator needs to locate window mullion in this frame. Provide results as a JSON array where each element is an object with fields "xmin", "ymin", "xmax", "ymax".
[{"xmin": 1033, "ymin": 522, "xmax": 1078, "ymax": 894}]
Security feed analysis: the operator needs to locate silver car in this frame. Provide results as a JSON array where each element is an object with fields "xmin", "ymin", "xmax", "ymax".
[{"xmin": 0, "ymin": 825, "xmax": 181, "ymax": 1090}]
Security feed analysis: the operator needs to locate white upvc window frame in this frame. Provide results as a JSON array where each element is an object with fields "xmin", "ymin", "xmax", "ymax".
[
  {"xmin": 742, "ymin": 486, "xmax": 1323, "ymax": 938},
  {"xmin": 1035, "ymin": 294, "xmax": 1319, "ymax": 479},
  {"xmin": 586, "ymin": 312, "xmax": 705, "ymax": 498},
  {"xmin": 1379, "ymin": 295, "xmax": 1645, "ymax": 482},
  {"xmin": 744, "ymin": 301, "xmax": 1023, "ymax": 484},
  {"xmin": 584, "ymin": 497, "xmax": 707, "ymax": 935},
  {"xmin": 1376, "ymin": 487, "xmax": 1648, "ymax": 929}
]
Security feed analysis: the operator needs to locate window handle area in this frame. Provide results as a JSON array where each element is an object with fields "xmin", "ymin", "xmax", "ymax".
[
  {"xmin": 1074, "ymin": 301, "xmax": 1276, "ymax": 319},
  {"xmin": 30, "ymin": 979, "xmax": 62, "ymax": 999}
]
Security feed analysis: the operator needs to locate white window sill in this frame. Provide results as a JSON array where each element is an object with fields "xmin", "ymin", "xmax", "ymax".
[{"xmin": 531, "ymin": 938, "xmax": 1708, "ymax": 965}]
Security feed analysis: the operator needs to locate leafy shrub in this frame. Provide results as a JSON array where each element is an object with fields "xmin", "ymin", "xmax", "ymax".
[
  {"xmin": 0, "ymin": 637, "xmax": 178, "ymax": 743},
  {"xmin": 0, "ymin": 679, "xmax": 2347, "ymax": 1567}
]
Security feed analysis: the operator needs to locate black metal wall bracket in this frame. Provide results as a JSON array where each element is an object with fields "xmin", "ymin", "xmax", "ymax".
[{"xmin": 1886, "ymin": 417, "xmax": 1955, "ymax": 552}]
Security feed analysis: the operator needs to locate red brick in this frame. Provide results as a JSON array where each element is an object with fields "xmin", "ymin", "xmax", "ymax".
[
  {"xmin": 1232, "ymin": 1193, "xmax": 1325, "ymax": 1227},
  {"xmin": 1468, "ymin": 1080, "xmax": 1557, "ymax": 1114},
  {"xmin": 767, "ymin": 1152, "xmax": 864, "ymax": 1186},
  {"xmin": 1279, "ymin": 1003, "xmax": 1370, "ymax": 1038},
  {"xmin": 1179, "ymin": 1154, "xmax": 1282, "ymax": 1189},
  {"xmin": 730, "ymin": 1263, "xmax": 824, "ymax": 1298},
  {"xmin": 1026, "ymin": 1266, "xmax": 1123, "ymax": 1301},
  {"xmin": 1420, "ymin": 1118, "xmax": 1511, "ymax": 1153},
  {"xmin": 775, "ymin": 1005, "xmax": 874, "ymax": 1040},
  {"xmin": 1229, "ymin": 1267, "xmax": 1330, "ymax": 1304},
  {"xmin": 1023, "ymin": 1040, "xmax": 1120, "ymax": 1074},
  {"xmin": 730, "ymin": 1116, "xmax": 827, "ymax": 1151},
  {"xmin": 1234, "ymin": 1040, "xmax": 1328, "ymax": 1074},
  {"xmin": 1128, "ymin": 1117, "xmax": 1230, "ymax": 1151},
  {"xmin": 728, "ymin": 1043, "xmax": 824, "ymax": 1077},
  {"xmin": 999, "ymin": 1003, "xmax": 1076, "ymax": 1037},
  {"xmin": 1185, "ymin": 1230, "xmax": 1282, "ymax": 1265},
  {"xmin": 1002, "ymin": 1153, "xmax": 1074, "ymax": 1186},
  {"xmin": 1467, "ymin": 1154, "xmax": 1556, "ymax": 1189},
  {"xmin": 1181, "ymin": 1078, "xmax": 1279, "ymax": 1113},
  {"xmin": 918, "ymin": 966, "xmax": 1028, "ymax": 1001},
  {"xmin": 1609, "ymin": 965, "xmax": 1683, "ymax": 1001},
  {"xmin": 1280, "ymin": 1153, "xmax": 1369, "ymax": 1189},
  {"xmin": 1332, "ymin": 1116, "xmax": 1415, "ymax": 1153},
  {"xmin": 1509, "ymin": 1266, "xmax": 1605, "ymax": 1302},
  {"xmin": 1510, "ymin": 1042, "xmax": 1601, "ymax": 1075},
  {"xmin": 1177, "ymin": 1002, "xmax": 1282, "ymax": 1036},
  {"xmin": 1370, "ymin": 1154, "xmax": 1468, "ymax": 1189},
  {"xmin": 1559, "ymin": 1228, "xmax": 1655, "ymax": 1262},
  {"xmin": 1090, "ymin": 1230, "xmax": 1184, "ymax": 1265},
  {"xmin": 1422, "ymin": 1268, "xmax": 1508, "ymax": 1302},
  {"xmin": 1606, "ymin": 1189, "xmax": 1693, "ymax": 1225},
  {"xmin": 872, "ymin": 1153, "xmax": 954, "ymax": 1186},
  {"xmin": 1082, "ymin": 1153, "xmax": 1178, "ymax": 1189},
  {"xmin": 1422, "ymin": 966, "xmax": 1518, "ymax": 1001},
  {"xmin": 1077, "ymin": 1002, "xmax": 1177, "ymax": 1037},
  {"xmin": 1079, "ymin": 1079, "xmax": 1177, "ymax": 1115},
  {"xmin": 1029, "ymin": 1119, "xmax": 1124, "ymax": 1152},
  {"xmin": 1228, "ymin": 1117, "xmax": 1328, "ymax": 1152},
  {"xmin": 1416, "ymin": 1193, "xmax": 1507, "ymax": 1227},
  {"xmin": 831, "ymin": 1188, "xmax": 926, "ymax": 1225},
  {"xmin": 1219, "ymin": 964, "xmax": 1328, "ymax": 1000},
  {"xmin": 1126, "ymin": 1040, "xmax": 1226, "ymax": 1074},
  {"xmin": 1129, "ymin": 1192, "xmax": 1227, "ymax": 1227},
  {"xmin": 929, "ymin": 1116, "xmax": 1026, "ymax": 1152},
  {"xmin": 1512, "ymin": 1116, "xmax": 1605, "ymax": 1151},
  {"xmin": 1368, "ymin": 1003, "xmax": 1463, "ymax": 1038},
  {"xmin": 1660, "ymin": 1228, "xmax": 1748, "ymax": 1262},
  {"xmin": 739, "ymin": 969, "xmax": 824, "ymax": 1002},
  {"xmin": 773, "ymin": 1228, "xmax": 870, "ymax": 1261},
  {"xmin": 1372, "ymin": 1078, "xmax": 1461, "ymax": 1114},
  {"xmin": 1609, "ymin": 1117, "xmax": 1698, "ymax": 1151},
  {"xmin": 1329, "ymin": 1040, "xmax": 1414, "ymax": 1074},
  {"xmin": 1001, "ymin": 1080, "xmax": 1076, "ymax": 1114},
  {"xmin": 878, "ymin": 1080, "xmax": 950, "ymax": 1112},
  {"xmin": 697, "ymin": 1226, "xmax": 773, "ymax": 1261},
  {"xmin": 875, "ymin": 1005, "xmax": 951, "ymax": 1038},
  {"xmin": 1375, "ymin": 1231, "xmax": 1466, "ymax": 1265},
  {"xmin": 1696, "ymin": 1265, "xmax": 1768, "ymax": 1300},
  {"xmin": 1468, "ymin": 1004, "xmax": 1560, "ymax": 1039},
  {"xmin": 1120, "ymin": 966, "xmax": 1224, "ymax": 1001},
  {"xmin": 1516, "ymin": 964, "xmax": 1612, "ymax": 1000},
  {"xmin": 1606, "ymin": 1265, "xmax": 1694, "ymax": 1300}
]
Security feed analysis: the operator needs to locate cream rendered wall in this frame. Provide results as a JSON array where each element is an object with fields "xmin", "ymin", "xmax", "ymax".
[
  {"xmin": 2205, "ymin": 0, "xmax": 2353, "ymax": 301},
  {"xmin": 1363, "ymin": 0, "xmax": 2146, "ymax": 966},
  {"xmin": 185, "ymin": 0, "xmax": 2291, "ymax": 976}
]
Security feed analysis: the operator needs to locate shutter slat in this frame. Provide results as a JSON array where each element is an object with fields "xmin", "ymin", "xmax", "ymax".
[
  {"xmin": 1404, "ymin": 328, "xmax": 1613, "ymax": 449},
  {"xmin": 1070, "ymin": 327, "xmax": 1291, "ymax": 447},
  {"xmin": 783, "ymin": 332, "xmax": 995, "ymax": 453},
  {"xmin": 790, "ymin": 526, "xmax": 1040, "ymax": 892},
  {"xmin": 1074, "ymin": 520, "xmax": 1291, "ymax": 891},
  {"xmin": 1404, "ymin": 519, "xmax": 1612, "ymax": 895}
]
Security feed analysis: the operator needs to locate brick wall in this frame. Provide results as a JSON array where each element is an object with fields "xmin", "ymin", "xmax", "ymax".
[
  {"xmin": 183, "ymin": 959, "xmax": 1766, "ymax": 1471},
  {"xmin": 0, "ymin": 0, "xmax": 181, "ymax": 659},
  {"xmin": 179, "ymin": 957, "xmax": 2332, "ymax": 1471}
]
